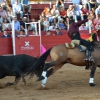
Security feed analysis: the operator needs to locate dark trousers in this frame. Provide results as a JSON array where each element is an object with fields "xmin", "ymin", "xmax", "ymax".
[{"xmin": 71, "ymin": 32, "xmax": 93, "ymax": 51}]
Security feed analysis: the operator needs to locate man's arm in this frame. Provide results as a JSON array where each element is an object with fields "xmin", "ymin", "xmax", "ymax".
[
  {"xmin": 74, "ymin": 15, "xmax": 94, "ymax": 27},
  {"xmin": 74, "ymin": 19, "xmax": 88, "ymax": 27}
]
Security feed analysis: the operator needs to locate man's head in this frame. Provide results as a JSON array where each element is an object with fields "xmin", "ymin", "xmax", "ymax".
[{"xmin": 13, "ymin": 17, "xmax": 18, "ymax": 22}]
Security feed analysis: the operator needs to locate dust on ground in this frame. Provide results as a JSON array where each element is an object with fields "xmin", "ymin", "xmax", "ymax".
[{"xmin": 0, "ymin": 64, "xmax": 100, "ymax": 100}]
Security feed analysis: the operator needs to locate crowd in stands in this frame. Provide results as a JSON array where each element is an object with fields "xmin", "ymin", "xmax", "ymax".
[
  {"xmin": 39, "ymin": 0, "xmax": 100, "ymax": 36},
  {"xmin": 0, "ymin": 0, "xmax": 35, "ymax": 38},
  {"xmin": 0, "ymin": 0, "xmax": 100, "ymax": 37}
]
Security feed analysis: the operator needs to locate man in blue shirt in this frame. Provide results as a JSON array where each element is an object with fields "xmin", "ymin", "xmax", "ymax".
[{"xmin": 12, "ymin": 17, "xmax": 20, "ymax": 32}]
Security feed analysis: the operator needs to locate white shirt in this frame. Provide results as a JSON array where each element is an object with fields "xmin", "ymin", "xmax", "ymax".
[{"xmin": 12, "ymin": 3, "xmax": 22, "ymax": 12}]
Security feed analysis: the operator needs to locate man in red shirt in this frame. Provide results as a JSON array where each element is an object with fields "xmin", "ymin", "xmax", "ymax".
[
  {"xmin": 59, "ymin": 6, "xmax": 67, "ymax": 21},
  {"xmin": 68, "ymin": 15, "xmax": 94, "ymax": 65}
]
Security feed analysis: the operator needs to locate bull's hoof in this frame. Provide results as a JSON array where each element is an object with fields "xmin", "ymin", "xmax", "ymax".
[
  {"xmin": 6, "ymin": 82, "xmax": 14, "ymax": 86},
  {"xmin": 22, "ymin": 81, "xmax": 26, "ymax": 85},
  {"xmin": 89, "ymin": 83, "xmax": 97, "ymax": 87},
  {"xmin": 36, "ymin": 76, "xmax": 44, "ymax": 81}
]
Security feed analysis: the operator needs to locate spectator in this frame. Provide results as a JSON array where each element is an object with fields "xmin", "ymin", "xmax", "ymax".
[
  {"xmin": 79, "ymin": 24, "xmax": 87, "ymax": 30},
  {"xmin": 2, "ymin": 24, "xmax": 11, "ymax": 38},
  {"xmin": 40, "ymin": 12, "xmax": 45, "ymax": 21},
  {"xmin": 20, "ymin": 17, "xmax": 30, "ymax": 35},
  {"xmin": 12, "ymin": 0, "xmax": 23, "ymax": 19},
  {"xmin": 96, "ymin": 23, "xmax": 100, "ymax": 40},
  {"xmin": 21, "ymin": 0, "xmax": 31, "ymax": 13},
  {"xmin": 48, "ymin": 22, "xmax": 56, "ymax": 31},
  {"xmin": 7, "ymin": 6, "xmax": 13, "ymax": 21},
  {"xmin": 2, "ymin": 18, "xmax": 9, "ymax": 31},
  {"xmin": 55, "ymin": 28, "xmax": 62, "ymax": 35},
  {"xmin": 56, "ymin": 0, "xmax": 64, "ymax": 10},
  {"xmin": 46, "ymin": 30, "xmax": 51, "ymax": 36},
  {"xmin": 0, "ymin": 6, "xmax": 11, "ymax": 23},
  {"xmin": 0, "ymin": 0, "xmax": 6, "ymax": 9},
  {"xmin": 30, "ymin": 18, "xmax": 36, "ymax": 32},
  {"xmin": 81, "ymin": 0, "xmax": 91, "ymax": 10},
  {"xmin": 59, "ymin": 6, "xmax": 67, "ymax": 21},
  {"xmin": 52, "ymin": 18, "xmax": 58, "ymax": 28},
  {"xmin": 43, "ymin": 17, "xmax": 50, "ymax": 31},
  {"xmin": 3, "ymin": 24, "xmax": 12, "ymax": 35},
  {"xmin": 96, "ymin": 0, "xmax": 100, "ymax": 7},
  {"xmin": 51, "ymin": 5, "xmax": 60, "ymax": 22},
  {"xmin": 43, "ymin": 7, "xmax": 52, "ymax": 23},
  {"xmin": 12, "ymin": 17, "xmax": 20, "ymax": 33},
  {"xmin": 81, "ymin": 4, "xmax": 89, "ymax": 20},
  {"xmin": 96, "ymin": 22, "xmax": 100, "ymax": 29},
  {"xmin": 73, "ymin": 4, "xmax": 83, "ymax": 22},
  {"xmin": 95, "ymin": 5, "xmax": 100, "ymax": 18},
  {"xmin": 11, "ymin": 0, "xmax": 20, "ymax": 6},
  {"xmin": 58, "ymin": 18, "xmax": 66, "ymax": 30},
  {"xmin": 94, "ymin": 14, "xmax": 100, "ymax": 28},
  {"xmin": 64, "ymin": 17, "xmax": 69, "ymax": 30},
  {"xmin": 67, "ymin": 5, "xmax": 74, "ymax": 18},
  {"xmin": 89, "ymin": 0, "xmax": 96, "ymax": 13},
  {"xmin": 40, "ymin": 12, "xmax": 45, "ymax": 31}
]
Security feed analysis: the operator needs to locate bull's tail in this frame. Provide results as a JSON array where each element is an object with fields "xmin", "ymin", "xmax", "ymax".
[{"xmin": 27, "ymin": 48, "xmax": 52, "ymax": 77}]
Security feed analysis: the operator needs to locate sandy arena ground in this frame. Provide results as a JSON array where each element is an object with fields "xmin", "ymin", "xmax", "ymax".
[{"xmin": 0, "ymin": 64, "xmax": 100, "ymax": 100}]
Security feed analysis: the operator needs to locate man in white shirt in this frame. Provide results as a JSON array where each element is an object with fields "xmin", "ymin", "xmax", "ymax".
[{"xmin": 12, "ymin": 0, "xmax": 23, "ymax": 19}]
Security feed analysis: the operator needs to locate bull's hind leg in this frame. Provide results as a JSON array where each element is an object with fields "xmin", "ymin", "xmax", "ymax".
[
  {"xmin": 6, "ymin": 75, "xmax": 21, "ymax": 86},
  {"xmin": 15, "ymin": 68, "xmax": 26, "ymax": 85}
]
